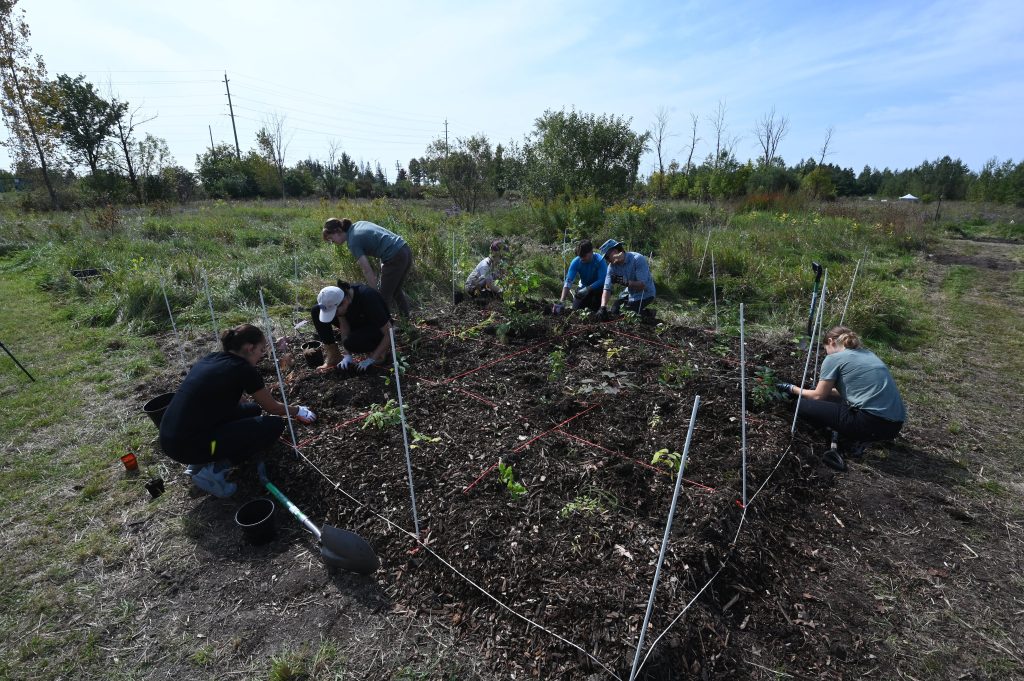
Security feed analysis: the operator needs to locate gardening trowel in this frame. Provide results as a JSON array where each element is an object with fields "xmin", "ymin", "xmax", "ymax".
[{"xmin": 256, "ymin": 462, "xmax": 379, "ymax": 574}]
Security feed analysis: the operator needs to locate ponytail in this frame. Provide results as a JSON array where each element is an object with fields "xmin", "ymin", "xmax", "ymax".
[
  {"xmin": 824, "ymin": 325, "xmax": 862, "ymax": 349},
  {"xmin": 221, "ymin": 323, "xmax": 265, "ymax": 352}
]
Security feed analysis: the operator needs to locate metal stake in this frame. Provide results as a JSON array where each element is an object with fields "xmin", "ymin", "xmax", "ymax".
[
  {"xmin": 711, "ymin": 251, "xmax": 719, "ymax": 332},
  {"xmin": 839, "ymin": 247, "xmax": 867, "ymax": 327},
  {"xmin": 0, "ymin": 340, "xmax": 35, "ymax": 382},
  {"xmin": 201, "ymin": 269, "xmax": 219, "ymax": 345},
  {"xmin": 389, "ymin": 325, "xmax": 421, "ymax": 540},
  {"xmin": 259, "ymin": 291, "xmax": 300, "ymax": 455},
  {"xmin": 697, "ymin": 227, "xmax": 712, "ymax": 278},
  {"xmin": 628, "ymin": 395, "xmax": 702, "ymax": 681},
  {"xmin": 739, "ymin": 303, "xmax": 748, "ymax": 507},
  {"xmin": 160, "ymin": 278, "xmax": 187, "ymax": 372},
  {"xmin": 792, "ymin": 271, "xmax": 828, "ymax": 434}
]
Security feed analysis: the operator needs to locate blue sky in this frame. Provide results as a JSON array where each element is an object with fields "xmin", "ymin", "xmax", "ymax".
[{"xmin": 5, "ymin": 0, "xmax": 1023, "ymax": 176}]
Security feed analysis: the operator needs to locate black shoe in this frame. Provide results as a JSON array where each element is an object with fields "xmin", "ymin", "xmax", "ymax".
[{"xmin": 823, "ymin": 449, "xmax": 847, "ymax": 472}]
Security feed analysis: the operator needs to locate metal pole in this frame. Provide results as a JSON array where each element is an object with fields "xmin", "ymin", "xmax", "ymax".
[
  {"xmin": 792, "ymin": 271, "xmax": 828, "ymax": 434},
  {"xmin": 0, "ymin": 340, "xmax": 35, "ymax": 382},
  {"xmin": 259, "ymin": 291, "xmax": 300, "ymax": 455},
  {"xmin": 811, "ymin": 279, "xmax": 829, "ymax": 385},
  {"xmin": 739, "ymin": 304, "xmax": 748, "ymax": 507},
  {"xmin": 711, "ymin": 251, "xmax": 719, "ymax": 332},
  {"xmin": 389, "ymin": 325, "xmax": 421, "ymax": 540},
  {"xmin": 201, "ymin": 269, "xmax": 219, "ymax": 345},
  {"xmin": 839, "ymin": 248, "xmax": 866, "ymax": 327},
  {"xmin": 451, "ymin": 226, "xmax": 457, "ymax": 304},
  {"xmin": 628, "ymin": 395, "xmax": 702, "ymax": 681},
  {"xmin": 697, "ymin": 228, "xmax": 712, "ymax": 278},
  {"xmin": 160, "ymin": 278, "xmax": 187, "ymax": 372}
]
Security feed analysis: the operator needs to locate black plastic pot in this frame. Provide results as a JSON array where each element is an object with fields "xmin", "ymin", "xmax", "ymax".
[
  {"xmin": 143, "ymin": 392, "xmax": 175, "ymax": 428},
  {"xmin": 301, "ymin": 341, "xmax": 324, "ymax": 369},
  {"xmin": 235, "ymin": 498, "xmax": 276, "ymax": 544}
]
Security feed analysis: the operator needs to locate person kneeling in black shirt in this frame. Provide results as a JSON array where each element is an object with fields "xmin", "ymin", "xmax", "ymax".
[
  {"xmin": 311, "ymin": 281, "xmax": 394, "ymax": 372},
  {"xmin": 159, "ymin": 324, "xmax": 316, "ymax": 498}
]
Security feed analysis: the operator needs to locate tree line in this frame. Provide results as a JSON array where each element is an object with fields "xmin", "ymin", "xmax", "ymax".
[{"xmin": 2, "ymin": 1, "xmax": 1021, "ymax": 211}]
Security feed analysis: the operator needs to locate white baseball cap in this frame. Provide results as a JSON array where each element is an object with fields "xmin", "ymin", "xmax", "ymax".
[{"xmin": 317, "ymin": 286, "xmax": 345, "ymax": 323}]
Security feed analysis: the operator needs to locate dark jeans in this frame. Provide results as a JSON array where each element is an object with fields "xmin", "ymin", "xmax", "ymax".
[
  {"xmin": 380, "ymin": 244, "xmax": 412, "ymax": 318},
  {"xmin": 797, "ymin": 397, "xmax": 903, "ymax": 442},
  {"xmin": 611, "ymin": 292, "xmax": 655, "ymax": 314},
  {"xmin": 572, "ymin": 287, "xmax": 602, "ymax": 312},
  {"xmin": 159, "ymin": 403, "xmax": 285, "ymax": 465}
]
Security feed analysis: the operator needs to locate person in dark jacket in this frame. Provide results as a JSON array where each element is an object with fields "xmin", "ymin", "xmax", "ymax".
[
  {"xmin": 311, "ymin": 281, "xmax": 394, "ymax": 372},
  {"xmin": 159, "ymin": 324, "xmax": 316, "ymax": 498}
]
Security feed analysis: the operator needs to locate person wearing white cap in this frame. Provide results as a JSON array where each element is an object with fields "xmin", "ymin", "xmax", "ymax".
[{"xmin": 310, "ymin": 281, "xmax": 393, "ymax": 372}]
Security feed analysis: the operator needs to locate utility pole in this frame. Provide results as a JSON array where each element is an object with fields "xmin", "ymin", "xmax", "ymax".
[
  {"xmin": 223, "ymin": 71, "xmax": 241, "ymax": 160},
  {"xmin": 444, "ymin": 118, "xmax": 449, "ymax": 157},
  {"xmin": 208, "ymin": 125, "xmax": 214, "ymax": 155}
]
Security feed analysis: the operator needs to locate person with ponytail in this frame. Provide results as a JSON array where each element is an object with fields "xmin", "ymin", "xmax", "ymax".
[
  {"xmin": 778, "ymin": 326, "xmax": 906, "ymax": 464},
  {"xmin": 322, "ymin": 217, "xmax": 413, "ymax": 318},
  {"xmin": 159, "ymin": 324, "xmax": 316, "ymax": 498},
  {"xmin": 311, "ymin": 280, "xmax": 393, "ymax": 373}
]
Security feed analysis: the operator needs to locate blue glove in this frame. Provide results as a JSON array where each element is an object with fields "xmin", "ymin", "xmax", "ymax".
[
  {"xmin": 357, "ymin": 357, "xmax": 377, "ymax": 372},
  {"xmin": 296, "ymin": 406, "xmax": 316, "ymax": 424},
  {"xmin": 551, "ymin": 303, "xmax": 565, "ymax": 315},
  {"xmin": 776, "ymin": 382, "xmax": 794, "ymax": 394},
  {"xmin": 338, "ymin": 354, "xmax": 354, "ymax": 370}
]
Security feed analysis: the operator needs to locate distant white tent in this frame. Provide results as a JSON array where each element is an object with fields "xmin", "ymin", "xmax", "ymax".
[{"xmin": 898, "ymin": 193, "xmax": 919, "ymax": 201}]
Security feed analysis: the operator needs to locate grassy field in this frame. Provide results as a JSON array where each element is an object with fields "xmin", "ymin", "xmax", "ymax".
[{"xmin": 1, "ymin": 196, "xmax": 1021, "ymax": 679}]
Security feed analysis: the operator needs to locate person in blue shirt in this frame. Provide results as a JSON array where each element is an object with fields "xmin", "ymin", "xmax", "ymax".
[
  {"xmin": 323, "ymin": 217, "xmax": 413, "ymax": 318},
  {"xmin": 555, "ymin": 239, "xmax": 608, "ymax": 313},
  {"xmin": 596, "ymin": 239, "xmax": 656, "ymax": 319}
]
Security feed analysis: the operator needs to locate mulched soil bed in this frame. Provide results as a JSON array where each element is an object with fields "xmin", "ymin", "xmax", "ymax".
[{"xmin": 239, "ymin": 299, "xmax": 840, "ymax": 679}]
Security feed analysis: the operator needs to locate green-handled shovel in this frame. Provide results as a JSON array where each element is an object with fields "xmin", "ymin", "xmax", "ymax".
[{"xmin": 257, "ymin": 463, "xmax": 379, "ymax": 574}]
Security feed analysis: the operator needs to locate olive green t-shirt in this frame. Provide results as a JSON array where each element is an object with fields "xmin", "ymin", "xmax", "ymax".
[{"xmin": 820, "ymin": 348, "xmax": 906, "ymax": 422}]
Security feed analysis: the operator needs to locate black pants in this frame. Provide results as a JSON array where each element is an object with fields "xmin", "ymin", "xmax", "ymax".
[
  {"xmin": 797, "ymin": 397, "xmax": 903, "ymax": 442},
  {"xmin": 572, "ymin": 287, "xmax": 602, "ymax": 312},
  {"xmin": 311, "ymin": 310, "xmax": 384, "ymax": 353},
  {"xmin": 159, "ymin": 403, "xmax": 285, "ymax": 465}
]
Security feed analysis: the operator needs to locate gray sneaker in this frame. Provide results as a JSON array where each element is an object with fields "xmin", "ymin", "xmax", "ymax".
[{"xmin": 191, "ymin": 463, "xmax": 237, "ymax": 498}]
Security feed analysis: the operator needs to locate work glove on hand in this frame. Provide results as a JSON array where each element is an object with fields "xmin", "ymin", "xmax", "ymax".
[
  {"xmin": 551, "ymin": 303, "xmax": 565, "ymax": 315},
  {"xmin": 357, "ymin": 357, "xmax": 377, "ymax": 372},
  {"xmin": 576, "ymin": 285, "xmax": 590, "ymax": 298},
  {"xmin": 776, "ymin": 382, "xmax": 795, "ymax": 396},
  {"xmin": 595, "ymin": 306, "xmax": 610, "ymax": 321},
  {"xmin": 295, "ymin": 406, "xmax": 317, "ymax": 424},
  {"xmin": 338, "ymin": 354, "xmax": 354, "ymax": 371},
  {"xmin": 611, "ymin": 274, "xmax": 626, "ymax": 285}
]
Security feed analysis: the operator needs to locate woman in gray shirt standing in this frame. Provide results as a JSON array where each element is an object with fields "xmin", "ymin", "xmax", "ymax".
[{"xmin": 323, "ymin": 217, "xmax": 412, "ymax": 318}]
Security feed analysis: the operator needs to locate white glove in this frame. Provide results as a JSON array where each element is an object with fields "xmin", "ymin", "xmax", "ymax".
[
  {"xmin": 338, "ymin": 354, "xmax": 353, "ymax": 370},
  {"xmin": 296, "ymin": 406, "xmax": 316, "ymax": 424},
  {"xmin": 357, "ymin": 357, "xmax": 377, "ymax": 372}
]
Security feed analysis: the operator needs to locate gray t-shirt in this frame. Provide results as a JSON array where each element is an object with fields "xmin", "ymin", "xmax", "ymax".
[
  {"xmin": 820, "ymin": 348, "xmax": 906, "ymax": 422},
  {"xmin": 347, "ymin": 221, "xmax": 406, "ymax": 262}
]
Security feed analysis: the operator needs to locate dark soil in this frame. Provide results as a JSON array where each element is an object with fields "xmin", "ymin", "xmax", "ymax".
[{"xmin": 194, "ymin": 299, "xmax": 880, "ymax": 680}]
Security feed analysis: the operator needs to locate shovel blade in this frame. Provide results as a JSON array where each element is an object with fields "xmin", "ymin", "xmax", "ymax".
[{"xmin": 320, "ymin": 525, "xmax": 380, "ymax": 574}]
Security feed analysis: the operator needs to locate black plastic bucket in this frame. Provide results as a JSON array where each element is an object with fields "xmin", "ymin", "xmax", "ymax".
[
  {"xmin": 143, "ymin": 392, "xmax": 175, "ymax": 428},
  {"xmin": 235, "ymin": 498, "xmax": 276, "ymax": 544}
]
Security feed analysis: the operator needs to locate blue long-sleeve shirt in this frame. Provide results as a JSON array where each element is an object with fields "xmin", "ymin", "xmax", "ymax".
[
  {"xmin": 563, "ymin": 255, "xmax": 608, "ymax": 291},
  {"xmin": 604, "ymin": 252, "xmax": 656, "ymax": 302}
]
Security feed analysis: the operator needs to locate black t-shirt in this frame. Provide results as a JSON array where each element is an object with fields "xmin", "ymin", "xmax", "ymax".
[
  {"xmin": 159, "ymin": 352, "xmax": 264, "ymax": 440},
  {"xmin": 343, "ymin": 284, "xmax": 391, "ymax": 330}
]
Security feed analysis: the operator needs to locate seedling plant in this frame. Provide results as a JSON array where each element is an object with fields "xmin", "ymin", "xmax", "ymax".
[
  {"xmin": 362, "ymin": 400, "xmax": 402, "ymax": 430},
  {"xmin": 497, "ymin": 460, "xmax": 527, "ymax": 498},
  {"xmin": 651, "ymin": 448, "xmax": 682, "ymax": 473}
]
